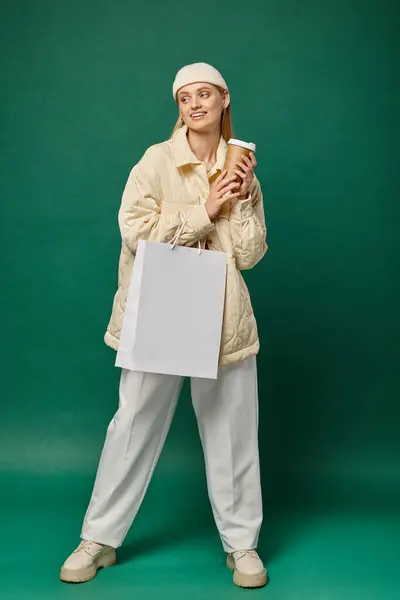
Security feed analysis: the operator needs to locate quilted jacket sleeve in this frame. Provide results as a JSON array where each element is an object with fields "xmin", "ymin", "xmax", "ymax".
[
  {"xmin": 118, "ymin": 148, "xmax": 214, "ymax": 253},
  {"xmin": 229, "ymin": 175, "xmax": 268, "ymax": 270}
]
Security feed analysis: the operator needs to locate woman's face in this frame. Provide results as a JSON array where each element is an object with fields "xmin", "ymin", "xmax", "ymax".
[{"xmin": 177, "ymin": 82, "xmax": 229, "ymax": 133}]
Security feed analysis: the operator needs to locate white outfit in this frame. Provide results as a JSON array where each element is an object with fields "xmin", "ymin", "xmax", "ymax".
[{"xmin": 81, "ymin": 356, "xmax": 263, "ymax": 553}]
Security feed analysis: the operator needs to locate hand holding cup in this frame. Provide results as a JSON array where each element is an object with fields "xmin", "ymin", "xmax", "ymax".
[
  {"xmin": 205, "ymin": 170, "xmax": 241, "ymax": 220},
  {"xmin": 224, "ymin": 139, "xmax": 257, "ymax": 199},
  {"xmin": 234, "ymin": 152, "xmax": 257, "ymax": 199}
]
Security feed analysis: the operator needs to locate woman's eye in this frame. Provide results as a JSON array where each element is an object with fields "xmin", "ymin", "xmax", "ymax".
[{"xmin": 200, "ymin": 93, "xmax": 209, "ymax": 98}]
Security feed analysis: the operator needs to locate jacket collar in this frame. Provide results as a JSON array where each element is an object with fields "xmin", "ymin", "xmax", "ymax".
[{"xmin": 172, "ymin": 124, "xmax": 227, "ymax": 174}]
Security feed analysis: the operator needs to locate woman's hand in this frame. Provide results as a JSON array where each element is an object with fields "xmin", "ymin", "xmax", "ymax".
[
  {"xmin": 235, "ymin": 152, "xmax": 257, "ymax": 199},
  {"xmin": 205, "ymin": 170, "xmax": 241, "ymax": 220}
]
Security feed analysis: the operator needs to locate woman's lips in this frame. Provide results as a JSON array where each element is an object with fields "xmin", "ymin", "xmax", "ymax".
[{"xmin": 191, "ymin": 112, "xmax": 207, "ymax": 120}]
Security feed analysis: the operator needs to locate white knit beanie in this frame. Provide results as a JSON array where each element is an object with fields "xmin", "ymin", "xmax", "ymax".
[{"xmin": 173, "ymin": 62, "xmax": 228, "ymax": 101}]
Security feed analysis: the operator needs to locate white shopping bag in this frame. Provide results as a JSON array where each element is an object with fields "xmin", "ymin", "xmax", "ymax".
[{"xmin": 115, "ymin": 235, "xmax": 227, "ymax": 379}]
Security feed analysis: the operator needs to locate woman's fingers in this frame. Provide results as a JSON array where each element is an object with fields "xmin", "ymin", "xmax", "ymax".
[
  {"xmin": 220, "ymin": 180, "xmax": 239, "ymax": 193},
  {"xmin": 235, "ymin": 168, "xmax": 246, "ymax": 180},
  {"xmin": 242, "ymin": 154, "xmax": 255, "ymax": 169},
  {"xmin": 216, "ymin": 169, "xmax": 228, "ymax": 183},
  {"xmin": 238, "ymin": 158, "xmax": 251, "ymax": 173},
  {"xmin": 244, "ymin": 154, "xmax": 254, "ymax": 168},
  {"xmin": 214, "ymin": 170, "xmax": 229, "ymax": 191},
  {"xmin": 219, "ymin": 180, "xmax": 240, "ymax": 198},
  {"xmin": 216, "ymin": 173, "xmax": 236, "ymax": 192}
]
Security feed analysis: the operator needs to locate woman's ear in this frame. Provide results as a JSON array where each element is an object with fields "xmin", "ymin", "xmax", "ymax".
[{"xmin": 223, "ymin": 90, "xmax": 231, "ymax": 110}]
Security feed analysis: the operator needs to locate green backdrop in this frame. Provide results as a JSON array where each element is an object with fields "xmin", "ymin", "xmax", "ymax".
[{"xmin": 1, "ymin": 1, "xmax": 399, "ymax": 598}]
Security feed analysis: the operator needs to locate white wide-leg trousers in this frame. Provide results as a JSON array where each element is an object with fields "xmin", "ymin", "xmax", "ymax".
[{"xmin": 81, "ymin": 356, "xmax": 263, "ymax": 553}]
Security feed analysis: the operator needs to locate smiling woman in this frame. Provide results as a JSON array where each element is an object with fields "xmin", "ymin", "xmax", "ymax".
[
  {"xmin": 171, "ymin": 65, "xmax": 234, "ymax": 181},
  {"xmin": 175, "ymin": 84, "xmax": 232, "ymax": 145},
  {"xmin": 60, "ymin": 61, "xmax": 268, "ymax": 590},
  {"xmin": 172, "ymin": 71, "xmax": 234, "ymax": 144}
]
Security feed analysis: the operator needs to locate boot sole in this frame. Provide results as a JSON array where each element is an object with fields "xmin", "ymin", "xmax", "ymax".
[
  {"xmin": 226, "ymin": 555, "xmax": 268, "ymax": 588},
  {"xmin": 60, "ymin": 549, "xmax": 117, "ymax": 583}
]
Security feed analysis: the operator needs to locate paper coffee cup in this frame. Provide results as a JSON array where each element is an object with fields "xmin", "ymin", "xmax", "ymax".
[{"xmin": 223, "ymin": 139, "xmax": 256, "ymax": 181}]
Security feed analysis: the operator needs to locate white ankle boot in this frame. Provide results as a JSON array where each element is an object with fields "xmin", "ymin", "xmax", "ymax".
[
  {"xmin": 227, "ymin": 549, "xmax": 267, "ymax": 588},
  {"xmin": 60, "ymin": 540, "xmax": 116, "ymax": 583}
]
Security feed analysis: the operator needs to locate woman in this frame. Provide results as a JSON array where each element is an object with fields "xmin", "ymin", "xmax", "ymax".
[{"xmin": 60, "ymin": 62, "xmax": 268, "ymax": 589}]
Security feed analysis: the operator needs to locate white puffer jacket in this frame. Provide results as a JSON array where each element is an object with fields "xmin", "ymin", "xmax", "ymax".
[{"xmin": 105, "ymin": 125, "xmax": 268, "ymax": 365}]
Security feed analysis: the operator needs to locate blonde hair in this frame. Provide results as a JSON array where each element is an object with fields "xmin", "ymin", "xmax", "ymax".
[{"xmin": 171, "ymin": 86, "xmax": 234, "ymax": 141}]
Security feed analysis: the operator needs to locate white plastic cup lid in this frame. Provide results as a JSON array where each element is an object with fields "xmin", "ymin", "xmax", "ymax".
[{"xmin": 227, "ymin": 138, "xmax": 256, "ymax": 152}]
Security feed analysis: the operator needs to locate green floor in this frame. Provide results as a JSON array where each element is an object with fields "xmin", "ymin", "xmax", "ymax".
[{"xmin": 1, "ymin": 473, "xmax": 398, "ymax": 600}]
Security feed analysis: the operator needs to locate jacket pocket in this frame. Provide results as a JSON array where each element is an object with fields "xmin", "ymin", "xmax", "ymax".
[{"xmin": 160, "ymin": 199, "xmax": 199, "ymax": 215}]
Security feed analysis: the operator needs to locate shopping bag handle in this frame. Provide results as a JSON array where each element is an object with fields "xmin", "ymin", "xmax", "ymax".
[{"xmin": 170, "ymin": 214, "xmax": 204, "ymax": 255}]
